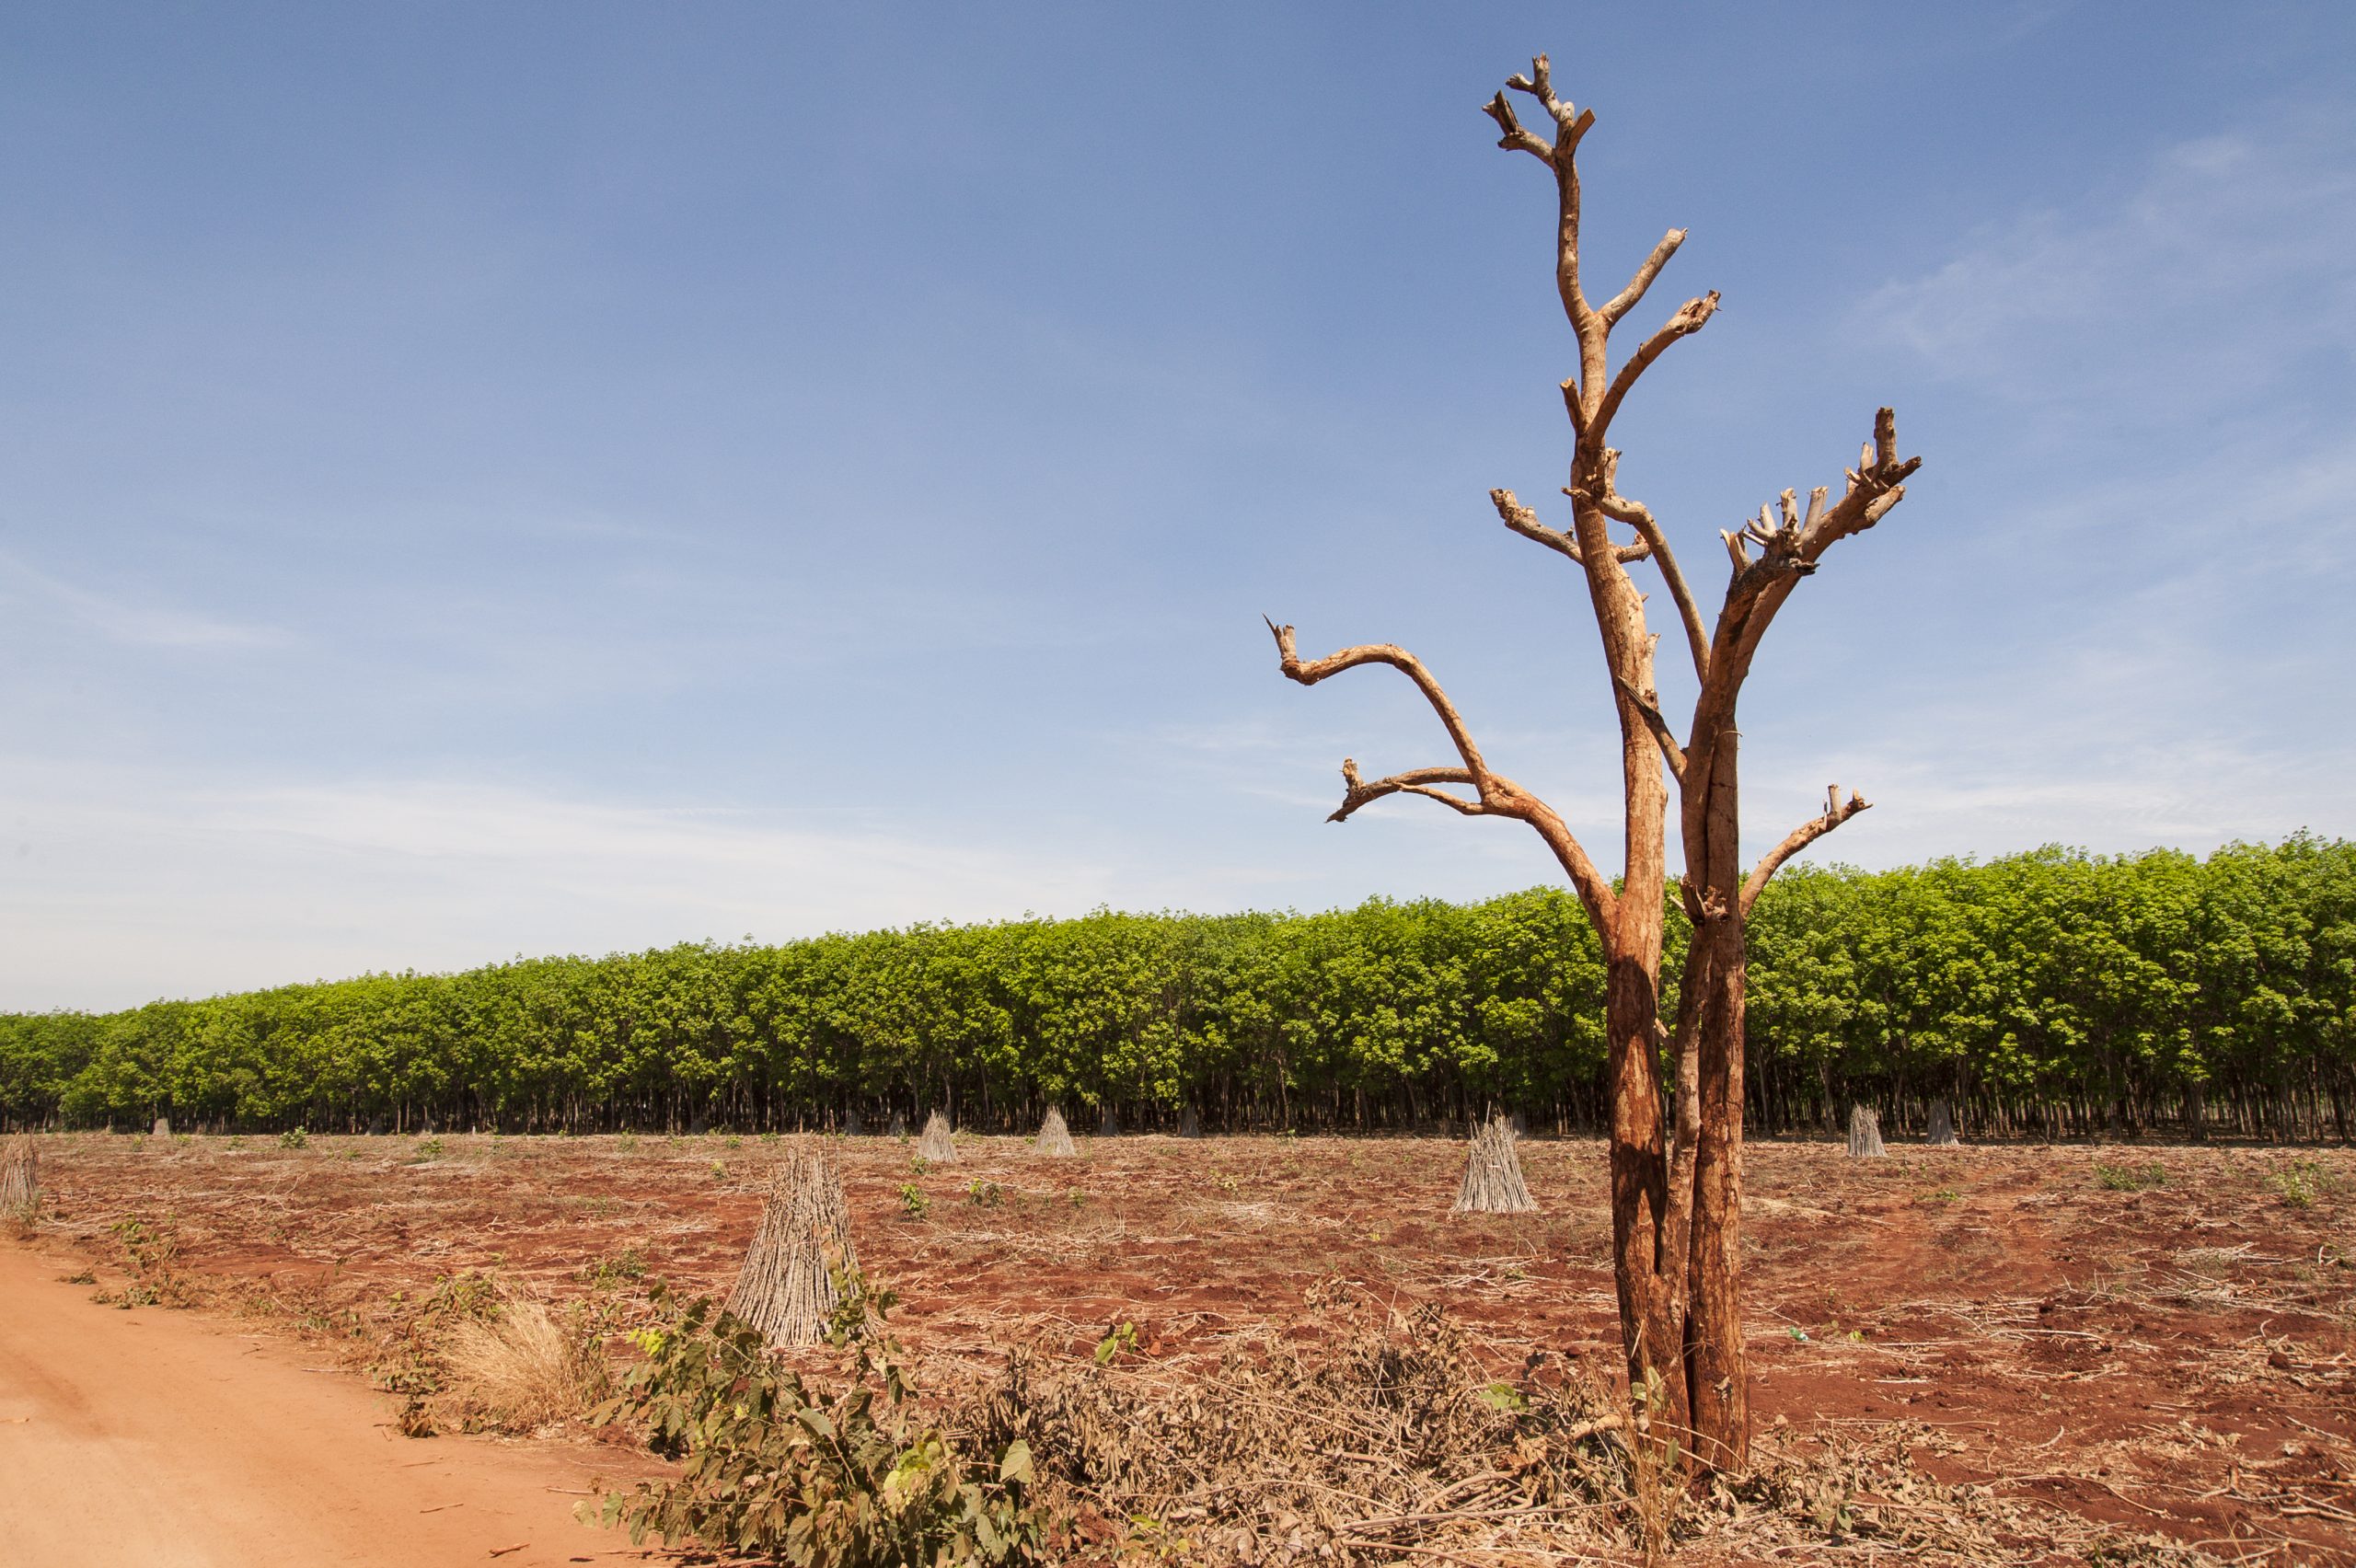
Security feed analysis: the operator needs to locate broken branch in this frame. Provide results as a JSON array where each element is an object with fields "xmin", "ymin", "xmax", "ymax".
[
  {"xmin": 1600, "ymin": 228, "xmax": 1686, "ymax": 326},
  {"xmin": 1739, "ymin": 786, "xmax": 1870, "ymax": 916},
  {"xmin": 1612, "ymin": 676, "xmax": 1687, "ymax": 782},
  {"xmin": 1596, "ymin": 450, "xmax": 1709, "ymax": 682},
  {"xmin": 1265, "ymin": 618, "xmax": 1493, "ymax": 784},
  {"xmin": 1493, "ymin": 489, "xmax": 1647, "ymax": 566},
  {"xmin": 1591, "ymin": 292, "xmax": 1720, "ymax": 439},
  {"xmin": 1266, "ymin": 616, "xmax": 1618, "ymax": 925}
]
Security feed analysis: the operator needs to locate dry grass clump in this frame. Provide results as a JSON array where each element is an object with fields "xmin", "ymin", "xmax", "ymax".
[{"xmin": 439, "ymin": 1292, "xmax": 609, "ymax": 1435}]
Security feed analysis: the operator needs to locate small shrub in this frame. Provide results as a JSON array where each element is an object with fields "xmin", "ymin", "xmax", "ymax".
[
  {"xmin": 580, "ymin": 1248, "xmax": 647, "ymax": 1288},
  {"xmin": 585, "ymin": 1278, "xmax": 1042, "ymax": 1564},
  {"xmin": 899, "ymin": 1183, "xmax": 930, "ymax": 1218},
  {"xmin": 97, "ymin": 1216, "xmax": 196, "ymax": 1308},
  {"xmin": 279, "ymin": 1127, "xmax": 309, "ymax": 1149},
  {"xmin": 966, "ymin": 1181, "xmax": 1004, "ymax": 1208},
  {"xmin": 2093, "ymin": 1161, "xmax": 2165, "ymax": 1193},
  {"xmin": 1093, "ymin": 1320, "xmax": 1138, "ymax": 1366},
  {"xmin": 412, "ymin": 1136, "xmax": 445, "ymax": 1161},
  {"xmin": 2265, "ymin": 1159, "xmax": 2327, "ymax": 1209}
]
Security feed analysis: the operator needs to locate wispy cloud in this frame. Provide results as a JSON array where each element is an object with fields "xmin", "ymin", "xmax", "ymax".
[
  {"xmin": 0, "ymin": 550, "xmax": 293, "ymax": 651},
  {"xmin": 0, "ymin": 765, "xmax": 1130, "ymax": 1009},
  {"xmin": 1861, "ymin": 110, "xmax": 2356, "ymax": 422}
]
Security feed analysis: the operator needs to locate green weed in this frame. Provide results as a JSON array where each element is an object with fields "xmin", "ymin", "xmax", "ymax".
[{"xmin": 2093, "ymin": 1161, "xmax": 2165, "ymax": 1193}]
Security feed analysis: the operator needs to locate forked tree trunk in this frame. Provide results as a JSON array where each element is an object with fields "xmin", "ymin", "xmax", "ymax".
[
  {"xmin": 1452, "ymin": 1113, "xmax": 1538, "ymax": 1214},
  {"xmin": 1927, "ymin": 1099, "xmax": 1959, "ymax": 1147},
  {"xmin": 0, "ymin": 1136, "xmax": 36, "ymax": 1218},
  {"xmin": 916, "ymin": 1110, "xmax": 957, "ymax": 1162},
  {"xmin": 727, "ymin": 1147, "xmax": 856, "ymax": 1346},
  {"xmin": 1270, "ymin": 52, "xmax": 1921, "ymax": 1476},
  {"xmin": 1847, "ymin": 1105, "xmax": 1887, "ymax": 1158},
  {"xmin": 1034, "ymin": 1105, "xmax": 1076, "ymax": 1157}
]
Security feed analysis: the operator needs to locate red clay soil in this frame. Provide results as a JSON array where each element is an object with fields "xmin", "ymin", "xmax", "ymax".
[
  {"xmin": 13, "ymin": 1131, "xmax": 2356, "ymax": 1562},
  {"xmin": 0, "ymin": 1243, "xmax": 652, "ymax": 1568}
]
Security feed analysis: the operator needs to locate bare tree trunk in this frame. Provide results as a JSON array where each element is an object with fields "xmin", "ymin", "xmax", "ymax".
[{"xmin": 1269, "ymin": 52, "xmax": 1921, "ymax": 1478}]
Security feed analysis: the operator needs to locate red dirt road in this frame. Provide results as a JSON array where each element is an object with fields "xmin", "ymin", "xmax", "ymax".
[{"xmin": 0, "ymin": 1243, "xmax": 640, "ymax": 1568}]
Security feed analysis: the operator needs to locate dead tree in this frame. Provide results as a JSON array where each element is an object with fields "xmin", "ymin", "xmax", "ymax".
[
  {"xmin": 1452, "ymin": 1113, "xmax": 1538, "ymax": 1215},
  {"xmin": 1926, "ymin": 1099, "xmax": 1959, "ymax": 1147},
  {"xmin": 1034, "ymin": 1105, "xmax": 1077, "ymax": 1157},
  {"xmin": 916, "ymin": 1110, "xmax": 957, "ymax": 1163},
  {"xmin": 1847, "ymin": 1105, "xmax": 1887, "ymax": 1158},
  {"xmin": 1268, "ymin": 54, "xmax": 1920, "ymax": 1471},
  {"xmin": 727, "ymin": 1147, "xmax": 856, "ymax": 1346},
  {"xmin": 0, "ymin": 1137, "xmax": 36, "ymax": 1218}
]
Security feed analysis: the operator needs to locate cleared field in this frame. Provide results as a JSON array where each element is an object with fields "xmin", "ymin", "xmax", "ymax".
[{"xmin": 12, "ymin": 1131, "xmax": 2355, "ymax": 1563}]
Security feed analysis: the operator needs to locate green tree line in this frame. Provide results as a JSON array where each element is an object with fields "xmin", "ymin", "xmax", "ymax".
[{"xmin": 4, "ymin": 838, "xmax": 2350, "ymax": 1141}]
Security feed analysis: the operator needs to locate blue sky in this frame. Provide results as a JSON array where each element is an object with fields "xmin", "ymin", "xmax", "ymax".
[{"xmin": 3, "ymin": 2, "xmax": 2351, "ymax": 1009}]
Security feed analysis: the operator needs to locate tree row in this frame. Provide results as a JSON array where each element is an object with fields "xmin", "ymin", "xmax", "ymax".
[{"xmin": 4, "ymin": 837, "xmax": 2349, "ymax": 1141}]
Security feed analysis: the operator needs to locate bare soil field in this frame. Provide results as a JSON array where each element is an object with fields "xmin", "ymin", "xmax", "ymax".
[{"xmin": 7, "ymin": 1131, "xmax": 2353, "ymax": 1564}]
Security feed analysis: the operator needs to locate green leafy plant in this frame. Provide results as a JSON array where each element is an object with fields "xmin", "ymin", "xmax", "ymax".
[
  {"xmin": 579, "ymin": 1248, "xmax": 647, "ymax": 1288},
  {"xmin": 279, "ymin": 1127, "xmax": 308, "ymax": 1149},
  {"xmin": 97, "ymin": 1215, "xmax": 194, "ymax": 1308},
  {"xmin": 584, "ymin": 1276, "xmax": 1043, "ymax": 1564},
  {"xmin": 2265, "ymin": 1159, "xmax": 2325, "ymax": 1209},
  {"xmin": 412, "ymin": 1136, "xmax": 445, "ymax": 1160},
  {"xmin": 898, "ymin": 1183, "xmax": 930, "ymax": 1218},
  {"xmin": 1093, "ymin": 1320, "xmax": 1138, "ymax": 1366},
  {"xmin": 965, "ymin": 1181, "xmax": 1004, "ymax": 1208},
  {"xmin": 2094, "ymin": 1161, "xmax": 2165, "ymax": 1193}
]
